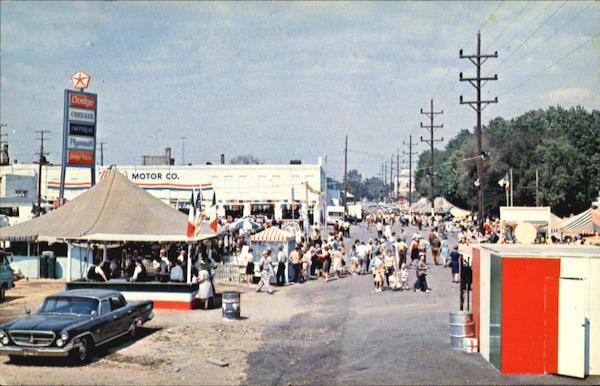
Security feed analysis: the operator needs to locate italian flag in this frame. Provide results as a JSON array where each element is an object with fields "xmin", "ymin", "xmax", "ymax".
[
  {"xmin": 498, "ymin": 173, "xmax": 510, "ymax": 193},
  {"xmin": 209, "ymin": 191, "xmax": 218, "ymax": 232},
  {"xmin": 187, "ymin": 191, "xmax": 195, "ymax": 237}
]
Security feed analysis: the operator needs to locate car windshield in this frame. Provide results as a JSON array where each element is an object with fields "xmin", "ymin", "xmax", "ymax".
[{"xmin": 39, "ymin": 296, "xmax": 99, "ymax": 316}]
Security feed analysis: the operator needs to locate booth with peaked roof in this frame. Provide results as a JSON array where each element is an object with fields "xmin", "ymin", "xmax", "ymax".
[
  {"xmin": 250, "ymin": 227, "xmax": 295, "ymax": 284},
  {"xmin": 0, "ymin": 169, "xmax": 218, "ymax": 309},
  {"xmin": 553, "ymin": 208, "xmax": 600, "ymax": 235}
]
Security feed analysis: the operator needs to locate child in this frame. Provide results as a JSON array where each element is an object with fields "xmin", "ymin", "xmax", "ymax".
[
  {"xmin": 388, "ymin": 271, "xmax": 401, "ymax": 290},
  {"xmin": 373, "ymin": 262, "xmax": 383, "ymax": 293},
  {"xmin": 400, "ymin": 263, "xmax": 409, "ymax": 290}
]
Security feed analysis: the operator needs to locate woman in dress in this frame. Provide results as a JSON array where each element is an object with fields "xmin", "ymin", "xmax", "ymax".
[
  {"xmin": 197, "ymin": 262, "xmax": 214, "ymax": 309},
  {"xmin": 449, "ymin": 245, "xmax": 461, "ymax": 283},
  {"xmin": 440, "ymin": 236, "xmax": 450, "ymax": 267}
]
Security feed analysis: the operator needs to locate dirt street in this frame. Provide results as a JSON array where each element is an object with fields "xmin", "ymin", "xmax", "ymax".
[{"xmin": 0, "ymin": 278, "xmax": 300, "ymax": 385}]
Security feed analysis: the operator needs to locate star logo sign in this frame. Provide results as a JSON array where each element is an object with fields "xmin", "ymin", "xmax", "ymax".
[{"xmin": 71, "ymin": 71, "xmax": 91, "ymax": 89}]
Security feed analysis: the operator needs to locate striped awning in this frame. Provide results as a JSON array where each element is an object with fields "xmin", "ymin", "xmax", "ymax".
[
  {"xmin": 250, "ymin": 227, "xmax": 293, "ymax": 242},
  {"xmin": 559, "ymin": 208, "xmax": 600, "ymax": 233}
]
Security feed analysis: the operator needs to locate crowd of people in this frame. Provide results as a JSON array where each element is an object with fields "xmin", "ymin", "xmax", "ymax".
[
  {"xmin": 86, "ymin": 243, "xmax": 217, "ymax": 309},
  {"xmin": 237, "ymin": 209, "xmax": 476, "ymax": 295}
]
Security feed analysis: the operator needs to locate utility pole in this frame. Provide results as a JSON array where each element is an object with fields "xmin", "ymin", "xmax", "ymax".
[
  {"xmin": 420, "ymin": 99, "xmax": 444, "ymax": 214},
  {"xmin": 343, "ymin": 135, "xmax": 348, "ymax": 214},
  {"xmin": 180, "ymin": 136, "xmax": 186, "ymax": 165},
  {"xmin": 396, "ymin": 149, "xmax": 400, "ymax": 200},
  {"xmin": 390, "ymin": 155, "xmax": 394, "ymax": 200},
  {"xmin": 460, "ymin": 31, "xmax": 498, "ymax": 232},
  {"xmin": 403, "ymin": 135, "xmax": 418, "ymax": 207},
  {"xmin": 384, "ymin": 161, "xmax": 388, "ymax": 199},
  {"xmin": 98, "ymin": 142, "xmax": 106, "ymax": 166},
  {"xmin": 35, "ymin": 130, "xmax": 51, "ymax": 217}
]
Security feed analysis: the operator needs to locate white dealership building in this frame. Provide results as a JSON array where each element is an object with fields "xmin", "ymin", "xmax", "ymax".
[{"xmin": 0, "ymin": 158, "xmax": 327, "ymax": 226}]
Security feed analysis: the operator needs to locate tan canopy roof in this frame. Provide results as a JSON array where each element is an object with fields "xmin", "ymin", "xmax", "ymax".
[{"xmin": 0, "ymin": 168, "xmax": 215, "ymax": 243}]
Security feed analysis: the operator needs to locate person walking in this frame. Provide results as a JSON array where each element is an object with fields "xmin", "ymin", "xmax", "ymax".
[
  {"xmin": 256, "ymin": 250, "xmax": 274, "ymax": 294},
  {"xmin": 376, "ymin": 220, "xmax": 384, "ymax": 238},
  {"xmin": 431, "ymin": 234, "xmax": 441, "ymax": 265},
  {"xmin": 357, "ymin": 241, "xmax": 367, "ymax": 275},
  {"xmin": 410, "ymin": 236, "xmax": 420, "ymax": 265},
  {"xmin": 440, "ymin": 236, "xmax": 449, "ymax": 267},
  {"xmin": 322, "ymin": 245, "xmax": 332, "ymax": 282},
  {"xmin": 243, "ymin": 248, "xmax": 255, "ymax": 285},
  {"xmin": 450, "ymin": 245, "xmax": 461, "ymax": 283},
  {"xmin": 415, "ymin": 253, "xmax": 431, "ymax": 292},
  {"xmin": 276, "ymin": 246, "xmax": 287, "ymax": 286},
  {"xmin": 196, "ymin": 262, "xmax": 214, "ymax": 309}
]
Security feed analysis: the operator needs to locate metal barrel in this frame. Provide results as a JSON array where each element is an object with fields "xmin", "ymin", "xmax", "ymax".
[
  {"xmin": 222, "ymin": 291, "xmax": 241, "ymax": 320},
  {"xmin": 449, "ymin": 311, "xmax": 474, "ymax": 350}
]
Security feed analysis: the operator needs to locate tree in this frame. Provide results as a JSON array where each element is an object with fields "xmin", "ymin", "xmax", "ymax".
[
  {"xmin": 413, "ymin": 105, "xmax": 599, "ymax": 217},
  {"xmin": 229, "ymin": 155, "xmax": 261, "ymax": 165},
  {"xmin": 347, "ymin": 169, "xmax": 363, "ymax": 197}
]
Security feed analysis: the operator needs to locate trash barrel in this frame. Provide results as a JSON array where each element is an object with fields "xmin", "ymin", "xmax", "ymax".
[
  {"xmin": 449, "ymin": 311, "xmax": 474, "ymax": 350},
  {"xmin": 47, "ymin": 256, "xmax": 57, "ymax": 279},
  {"xmin": 222, "ymin": 291, "xmax": 241, "ymax": 320},
  {"xmin": 39, "ymin": 255, "xmax": 48, "ymax": 279}
]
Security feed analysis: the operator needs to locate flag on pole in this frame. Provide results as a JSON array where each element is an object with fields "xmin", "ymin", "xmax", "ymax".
[
  {"xmin": 187, "ymin": 190, "xmax": 195, "ymax": 237},
  {"xmin": 209, "ymin": 191, "xmax": 218, "ymax": 232},
  {"xmin": 498, "ymin": 173, "xmax": 510, "ymax": 192},
  {"xmin": 193, "ymin": 190, "xmax": 204, "ymax": 237}
]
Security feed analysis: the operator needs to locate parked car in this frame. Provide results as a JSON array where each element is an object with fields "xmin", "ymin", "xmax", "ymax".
[
  {"xmin": 0, "ymin": 249, "xmax": 14, "ymax": 300},
  {"xmin": 0, "ymin": 289, "xmax": 153, "ymax": 364}
]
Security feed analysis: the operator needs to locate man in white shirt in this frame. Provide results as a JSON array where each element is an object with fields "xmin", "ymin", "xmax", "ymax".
[
  {"xmin": 356, "ymin": 242, "xmax": 367, "ymax": 274},
  {"xmin": 276, "ymin": 246, "xmax": 287, "ymax": 286},
  {"xmin": 376, "ymin": 221, "xmax": 384, "ymax": 238}
]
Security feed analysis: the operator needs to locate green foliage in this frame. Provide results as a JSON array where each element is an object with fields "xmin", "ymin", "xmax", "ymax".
[
  {"xmin": 344, "ymin": 169, "xmax": 386, "ymax": 201},
  {"xmin": 414, "ymin": 106, "xmax": 599, "ymax": 217}
]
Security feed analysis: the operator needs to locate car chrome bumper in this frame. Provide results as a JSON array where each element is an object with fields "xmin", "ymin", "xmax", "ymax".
[{"xmin": 0, "ymin": 342, "xmax": 78, "ymax": 358}]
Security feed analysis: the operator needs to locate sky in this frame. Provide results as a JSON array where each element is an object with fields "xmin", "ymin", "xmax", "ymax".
[{"xmin": 1, "ymin": 1, "xmax": 599, "ymax": 180}]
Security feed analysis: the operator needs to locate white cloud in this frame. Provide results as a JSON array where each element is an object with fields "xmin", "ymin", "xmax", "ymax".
[{"xmin": 540, "ymin": 87, "xmax": 600, "ymax": 107}]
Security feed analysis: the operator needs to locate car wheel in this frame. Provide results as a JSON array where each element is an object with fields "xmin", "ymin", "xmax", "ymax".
[
  {"xmin": 129, "ymin": 322, "xmax": 137, "ymax": 339},
  {"xmin": 71, "ymin": 336, "xmax": 93, "ymax": 365}
]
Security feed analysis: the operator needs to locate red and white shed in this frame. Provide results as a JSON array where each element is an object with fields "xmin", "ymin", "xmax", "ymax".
[{"xmin": 462, "ymin": 244, "xmax": 600, "ymax": 378}]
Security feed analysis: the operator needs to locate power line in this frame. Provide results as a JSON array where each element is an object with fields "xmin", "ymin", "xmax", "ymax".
[
  {"xmin": 487, "ymin": 1, "xmax": 568, "ymax": 79},
  {"xmin": 483, "ymin": 1, "xmax": 533, "ymax": 51},
  {"xmin": 432, "ymin": 1, "xmax": 504, "ymax": 105},
  {"xmin": 498, "ymin": 31, "xmax": 600, "ymax": 98},
  {"xmin": 490, "ymin": 1, "xmax": 596, "ymax": 86}
]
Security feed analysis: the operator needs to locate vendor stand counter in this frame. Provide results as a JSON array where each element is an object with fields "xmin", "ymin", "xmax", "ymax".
[
  {"xmin": 461, "ymin": 244, "xmax": 600, "ymax": 379},
  {"xmin": 66, "ymin": 279, "xmax": 201, "ymax": 310}
]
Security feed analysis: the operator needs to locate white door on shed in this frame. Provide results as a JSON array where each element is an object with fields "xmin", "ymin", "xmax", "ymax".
[{"xmin": 557, "ymin": 277, "xmax": 587, "ymax": 378}]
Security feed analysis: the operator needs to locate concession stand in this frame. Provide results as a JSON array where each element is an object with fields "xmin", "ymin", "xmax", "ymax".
[
  {"xmin": 460, "ymin": 244, "xmax": 600, "ymax": 378},
  {"xmin": 250, "ymin": 227, "xmax": 295, "ymax": 284},
  {"xmin": 0, "ymin": 169, "xmax": 217, "ymax": 310}
]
